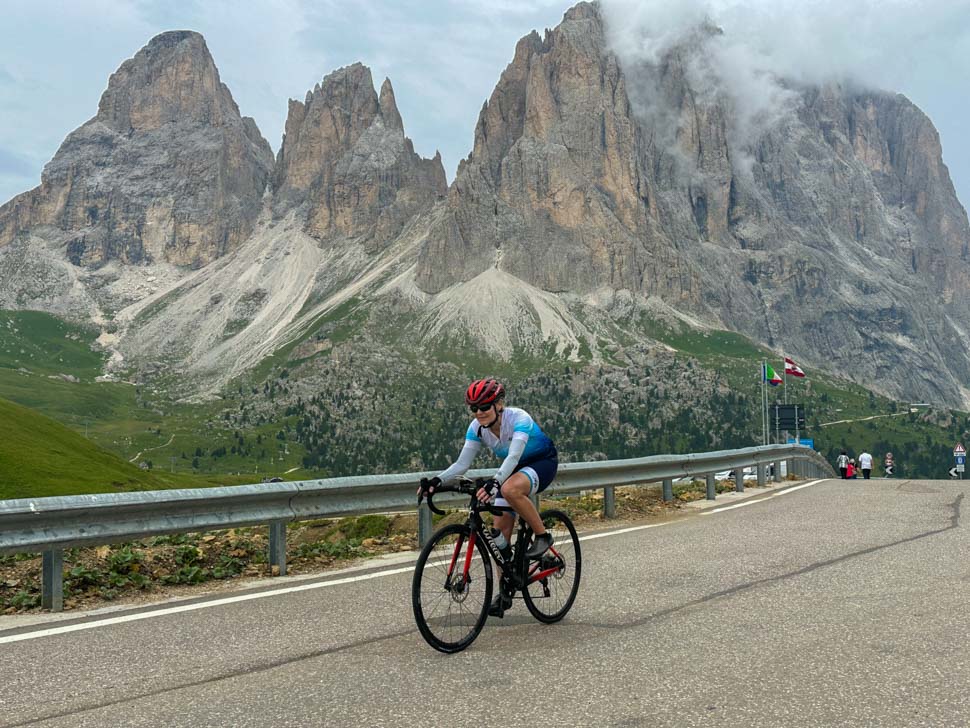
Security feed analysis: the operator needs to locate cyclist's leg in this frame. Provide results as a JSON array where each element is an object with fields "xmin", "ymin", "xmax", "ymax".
[
  {"xmin": 493, "ymin": 511, "xmax": 515, "ymax": 542},
  {"xmin": 499, "ymin": 473, "xmax": 546, "ymax": 536}
]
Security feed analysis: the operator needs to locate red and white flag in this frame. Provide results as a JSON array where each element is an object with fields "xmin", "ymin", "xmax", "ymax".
[{"xmin": 784, "ymin": 356, "xmax": 806, "ymax": 378}]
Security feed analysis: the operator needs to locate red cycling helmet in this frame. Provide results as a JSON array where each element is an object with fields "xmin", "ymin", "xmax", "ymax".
[{"xmin": 465, "ymin": 378, "xmax": 505, "ymax": 407}]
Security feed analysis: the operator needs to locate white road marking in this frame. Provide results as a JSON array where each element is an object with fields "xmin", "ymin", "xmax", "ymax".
[
  {"xmin": 578, "ymin": 522, "xmax": 670, "ymax": 540},
  {"xmin": 701, "ymin": 479, "xmax": 825, "ymax": 514},
  {"xmin": 0, "ymin": 480, "xmax": 827, "ymax": 645},
  {"xmin": 0, "ymin": 565, "xmax": 416, "ymax": 645}
]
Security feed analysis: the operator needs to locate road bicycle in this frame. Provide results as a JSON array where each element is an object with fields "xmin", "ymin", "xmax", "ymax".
[{"xmin": 412, "ymin": 476, "xmax": 581, "ymax": 653}]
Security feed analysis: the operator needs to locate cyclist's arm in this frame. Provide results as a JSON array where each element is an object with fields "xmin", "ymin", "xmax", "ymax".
[
  {"xmin": 436, "ymin": 439, "xmax": 482, "ymax": 484},
  {"xmin": 494, "ymin": 432, "xmax": 529, "ymax": 484}
]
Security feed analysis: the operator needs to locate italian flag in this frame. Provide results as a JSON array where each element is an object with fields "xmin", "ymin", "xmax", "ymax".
[
  {"xmin": 764, "ymin": 362, "xmax": 783, "ymax": 386},
  {"xmin": 784, "ymin": 356, "xmax": 806, "ymax": 378}
]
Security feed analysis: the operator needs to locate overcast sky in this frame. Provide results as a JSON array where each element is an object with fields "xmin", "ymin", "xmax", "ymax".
[{"xmin": 1, "ymin": 0, "xmax": 968, "ymax": 211}]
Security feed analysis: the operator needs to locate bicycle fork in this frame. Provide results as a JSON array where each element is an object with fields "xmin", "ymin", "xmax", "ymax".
[{"xmin": 444, "ymin": 533, "xmax": 477, "ymax": 594}]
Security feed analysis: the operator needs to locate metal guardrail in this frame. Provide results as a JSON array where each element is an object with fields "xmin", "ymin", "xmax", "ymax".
[{"xmin": 0, "ymin": 444, "xmax": 833, "ymax": 611}]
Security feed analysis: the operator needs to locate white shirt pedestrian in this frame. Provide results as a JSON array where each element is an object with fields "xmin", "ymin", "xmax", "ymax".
[{"xmin": 858, "ymin": 452, "xmax": 873, "ymax": 478}]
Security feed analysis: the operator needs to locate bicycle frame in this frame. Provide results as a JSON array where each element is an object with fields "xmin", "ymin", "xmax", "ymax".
[{"xmin": 448, "ymin": 494, "xmax": 564, "ymax": 594}]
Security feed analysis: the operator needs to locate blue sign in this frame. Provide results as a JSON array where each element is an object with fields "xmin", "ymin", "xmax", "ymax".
[
  {"xmin": 957, "ymin": 455, "xmax": 966, "ymax": 466},
  {"xmin": 787, "ymin": 437, "xmax": 814, "ymax": 449}
]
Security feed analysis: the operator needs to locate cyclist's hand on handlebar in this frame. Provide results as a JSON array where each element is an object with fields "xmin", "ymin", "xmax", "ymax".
[
  {"xmin": 476, "ymin": 478, "xmax": 500, "ymax": 503},
  {"xmin": 417, "ymin": 476, "xmax": 441, "ymax": 497}
]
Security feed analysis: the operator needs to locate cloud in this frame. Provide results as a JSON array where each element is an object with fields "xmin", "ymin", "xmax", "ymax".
[
  {"xmin": 602, "ymin": 0, "xmax": 970, "ymax": 91},
  {"xmin": 600, "ymin": 0, "xmax": 970, "ymax": 200},
  {"xmin": 602, "ymin": 1, "xmax": 801, "ymax": 178}
]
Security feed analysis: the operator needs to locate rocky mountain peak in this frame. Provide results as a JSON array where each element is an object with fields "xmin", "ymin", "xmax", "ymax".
[
  {"xmin": 96, "ymin": 30, "xmax": 240, "ymax": 133},
  {"xmin": 0, "ymin": 29, "xmax": 274, "ymax": 278},
  {"xmin": 417, "ymin": 2, "xmax": 645, "ymax": 296},
  {"xmin": 272, "ymin": 63, "xmax": 445, "ymax": 248}
]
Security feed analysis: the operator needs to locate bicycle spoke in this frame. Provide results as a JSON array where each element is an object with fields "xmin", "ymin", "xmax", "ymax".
[
  {"xmin": 413, "ymin": 525, "xmax": 491, "ymax": 652},
  {"xmin": 522, "ymin": 509, "xmax": 581, "ymax": 623}
]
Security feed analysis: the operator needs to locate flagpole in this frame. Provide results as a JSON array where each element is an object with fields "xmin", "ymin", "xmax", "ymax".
[
  {"xmin": 782, "ymin": 357, "xmax": 787, "ymax": 405},
  {"xmin": 764, "ymin": 361, "xmax": 769, "ymax": 446},
  {"xmin": 761, "ymin": 361, "xmax": 767, "ymax": 445}
]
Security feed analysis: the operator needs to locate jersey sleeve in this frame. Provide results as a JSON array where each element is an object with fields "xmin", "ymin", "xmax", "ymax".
[
  {"xmin": 494, "ymin": 431, "xmax": 529, "ymax": 484},
  {"xmin": 436, "ymin": 438, "xmax": 482, "ymax": 484}
]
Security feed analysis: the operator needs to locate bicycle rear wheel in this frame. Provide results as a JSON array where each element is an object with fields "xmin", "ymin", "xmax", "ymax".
[
  {"xmin": 412, "ymin": 524, "xmax": 492, "ymax": 653},
  {"xmin": 522, "ymin": 509, "xmax": 581, "ymax": 623}
]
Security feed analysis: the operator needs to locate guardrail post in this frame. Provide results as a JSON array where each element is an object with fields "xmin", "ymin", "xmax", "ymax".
[
  {"xmin": 773, "ymin": 461, "xmax": 782, "ymax": 482},
  {"xmin": 269, "ymin": 521, "xmax": 287, "ymax": 576},
  {"xmin": 735, "ymin": 469, "xmax": 744, "ymax": 492},
  {"xmin": 787, "ymin": 459, "xmax": 794, "ymax": 479},
  {"xmin": 706, "ymin": 473, "xmax": 716, "ymax": 500},
  {"xmin": 757, "ymin": 464, "xmax": 766, "ymax": 487},
  {"xmin": 418, "ymin": 503, "xmax": 433, "ymax": 546},
  {"xmin": 42, "ymin": 548, "xmax": 63, "ymax": 612},
  {"xmin": 603, "ymin": 486, "xmax": 616, "ymax": 519},
  {"xmin": 662, "ymin": 479, "xmax": 673, "ymax": 502}
]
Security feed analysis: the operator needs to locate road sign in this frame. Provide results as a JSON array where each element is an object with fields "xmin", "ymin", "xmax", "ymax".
[
  {"xmin": 770, "ymin": 404, "xmax": 806, "ymax": 430},
  {"xmin": 885, "ymin": 463, "xmax": 895, "ymax": 476},
  {"xmin": 957, "ymin": 455, "xmax": 966, "ymax": 466},
  {"xmin": 951, "ymin": 467, "xmax": 960, "ymax": 478},
  {"xmin": 954, "ymin": 443, "xmax": 966, "ymax": 456}
]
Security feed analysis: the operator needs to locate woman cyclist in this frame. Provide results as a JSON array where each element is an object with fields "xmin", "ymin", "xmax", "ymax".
[{"xmin": 422, "ymin": 378, "xmax": 558, "ymax": 616}]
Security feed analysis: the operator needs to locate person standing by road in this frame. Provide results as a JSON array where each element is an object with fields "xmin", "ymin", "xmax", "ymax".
[
  {"xmin": 837, "ymin": 450, "xmax": 849, "ymax": 479},
  {"xmin": 858, "ymin": 451, "xmax": 873, "ymax": 479},
  {"xmin": 847, "ymin": 458, "xmax": 856, "ymax": 479}
]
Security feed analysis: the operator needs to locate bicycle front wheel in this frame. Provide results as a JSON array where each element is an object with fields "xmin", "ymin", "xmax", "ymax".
[
  {"xmin": 412, "ymin": 524, "xmax": 493, "ymax": 653},
  {"xmin": 522, "ymin": 509, "xmax": 581, "ymax": 623}
]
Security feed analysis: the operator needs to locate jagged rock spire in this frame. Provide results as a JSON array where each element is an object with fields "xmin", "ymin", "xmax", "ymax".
[{"xmin": 272, "ymin": 63, "xmax": 445, "ymax": 249}]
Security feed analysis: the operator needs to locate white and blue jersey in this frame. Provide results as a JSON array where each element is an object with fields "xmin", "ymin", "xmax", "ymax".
[
  {"xmin": 465, "ymin": 407, "xmax": 555, "ymax": 462},
  {"xmin": 436, "ymin": 407, "xmax": 558, "ymax": 493}
]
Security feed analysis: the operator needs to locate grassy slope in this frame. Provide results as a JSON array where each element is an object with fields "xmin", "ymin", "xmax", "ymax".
[
  {"xmin": 0, "ymin": 396, "xmax": 261, "ymax": 499},
  {"xmin": 0, "ymin": 396, "xmax": 165, "ymax": 498}
]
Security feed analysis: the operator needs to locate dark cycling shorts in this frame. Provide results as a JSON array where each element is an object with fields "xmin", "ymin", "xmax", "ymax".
[{"xmin": 513, "ymin": 449, "xmax": 559, "ymax": 495}]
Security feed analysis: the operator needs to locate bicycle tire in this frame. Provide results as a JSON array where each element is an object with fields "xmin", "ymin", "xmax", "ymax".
[
  {"xmin": 522, "ymin": 509, "xmax": 581, "ymax": 624},
  {"xmin": 412, "ymin": 523, "xmax": 493, "ymax": 653}
]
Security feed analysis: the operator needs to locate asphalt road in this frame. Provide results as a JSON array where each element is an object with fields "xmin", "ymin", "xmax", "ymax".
[{"xmin": 1, "ymin": 478, "xmax": 968, "ymax": 727}]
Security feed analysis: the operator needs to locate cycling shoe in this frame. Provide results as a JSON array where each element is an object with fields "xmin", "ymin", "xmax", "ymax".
[
  {"xmin": 526, "ymin": 532, "xmax": 553, "ymax": 559},
  {"xmin": 488, "ymin": 592, "xmax": 513, "ymax": 618}
]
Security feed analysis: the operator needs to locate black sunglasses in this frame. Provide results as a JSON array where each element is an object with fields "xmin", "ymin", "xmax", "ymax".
[{"xmin": 469, "ymin": 403, "xmax": 493, "ymax": 413}]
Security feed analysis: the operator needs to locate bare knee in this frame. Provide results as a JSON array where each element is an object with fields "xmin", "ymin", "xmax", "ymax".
[{"xmin": 499, "ymin": 475, "xmax": 530, "ymax": 501}]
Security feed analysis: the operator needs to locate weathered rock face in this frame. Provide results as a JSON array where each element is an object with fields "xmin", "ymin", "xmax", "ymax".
[
  {"xmin": 272, "ymin": 64, "xmax": 446, "ymax": 250},
  {"xmin": 414, "ymin": 1, "xmax": 970, "ymax": 406},
  {"xmin": 0, "ymin": 31, "xmax": 274, "ymax": 267},
  {"xmin": 417, "ymin": 3, "xmax": 675, "ymax": 298}
]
